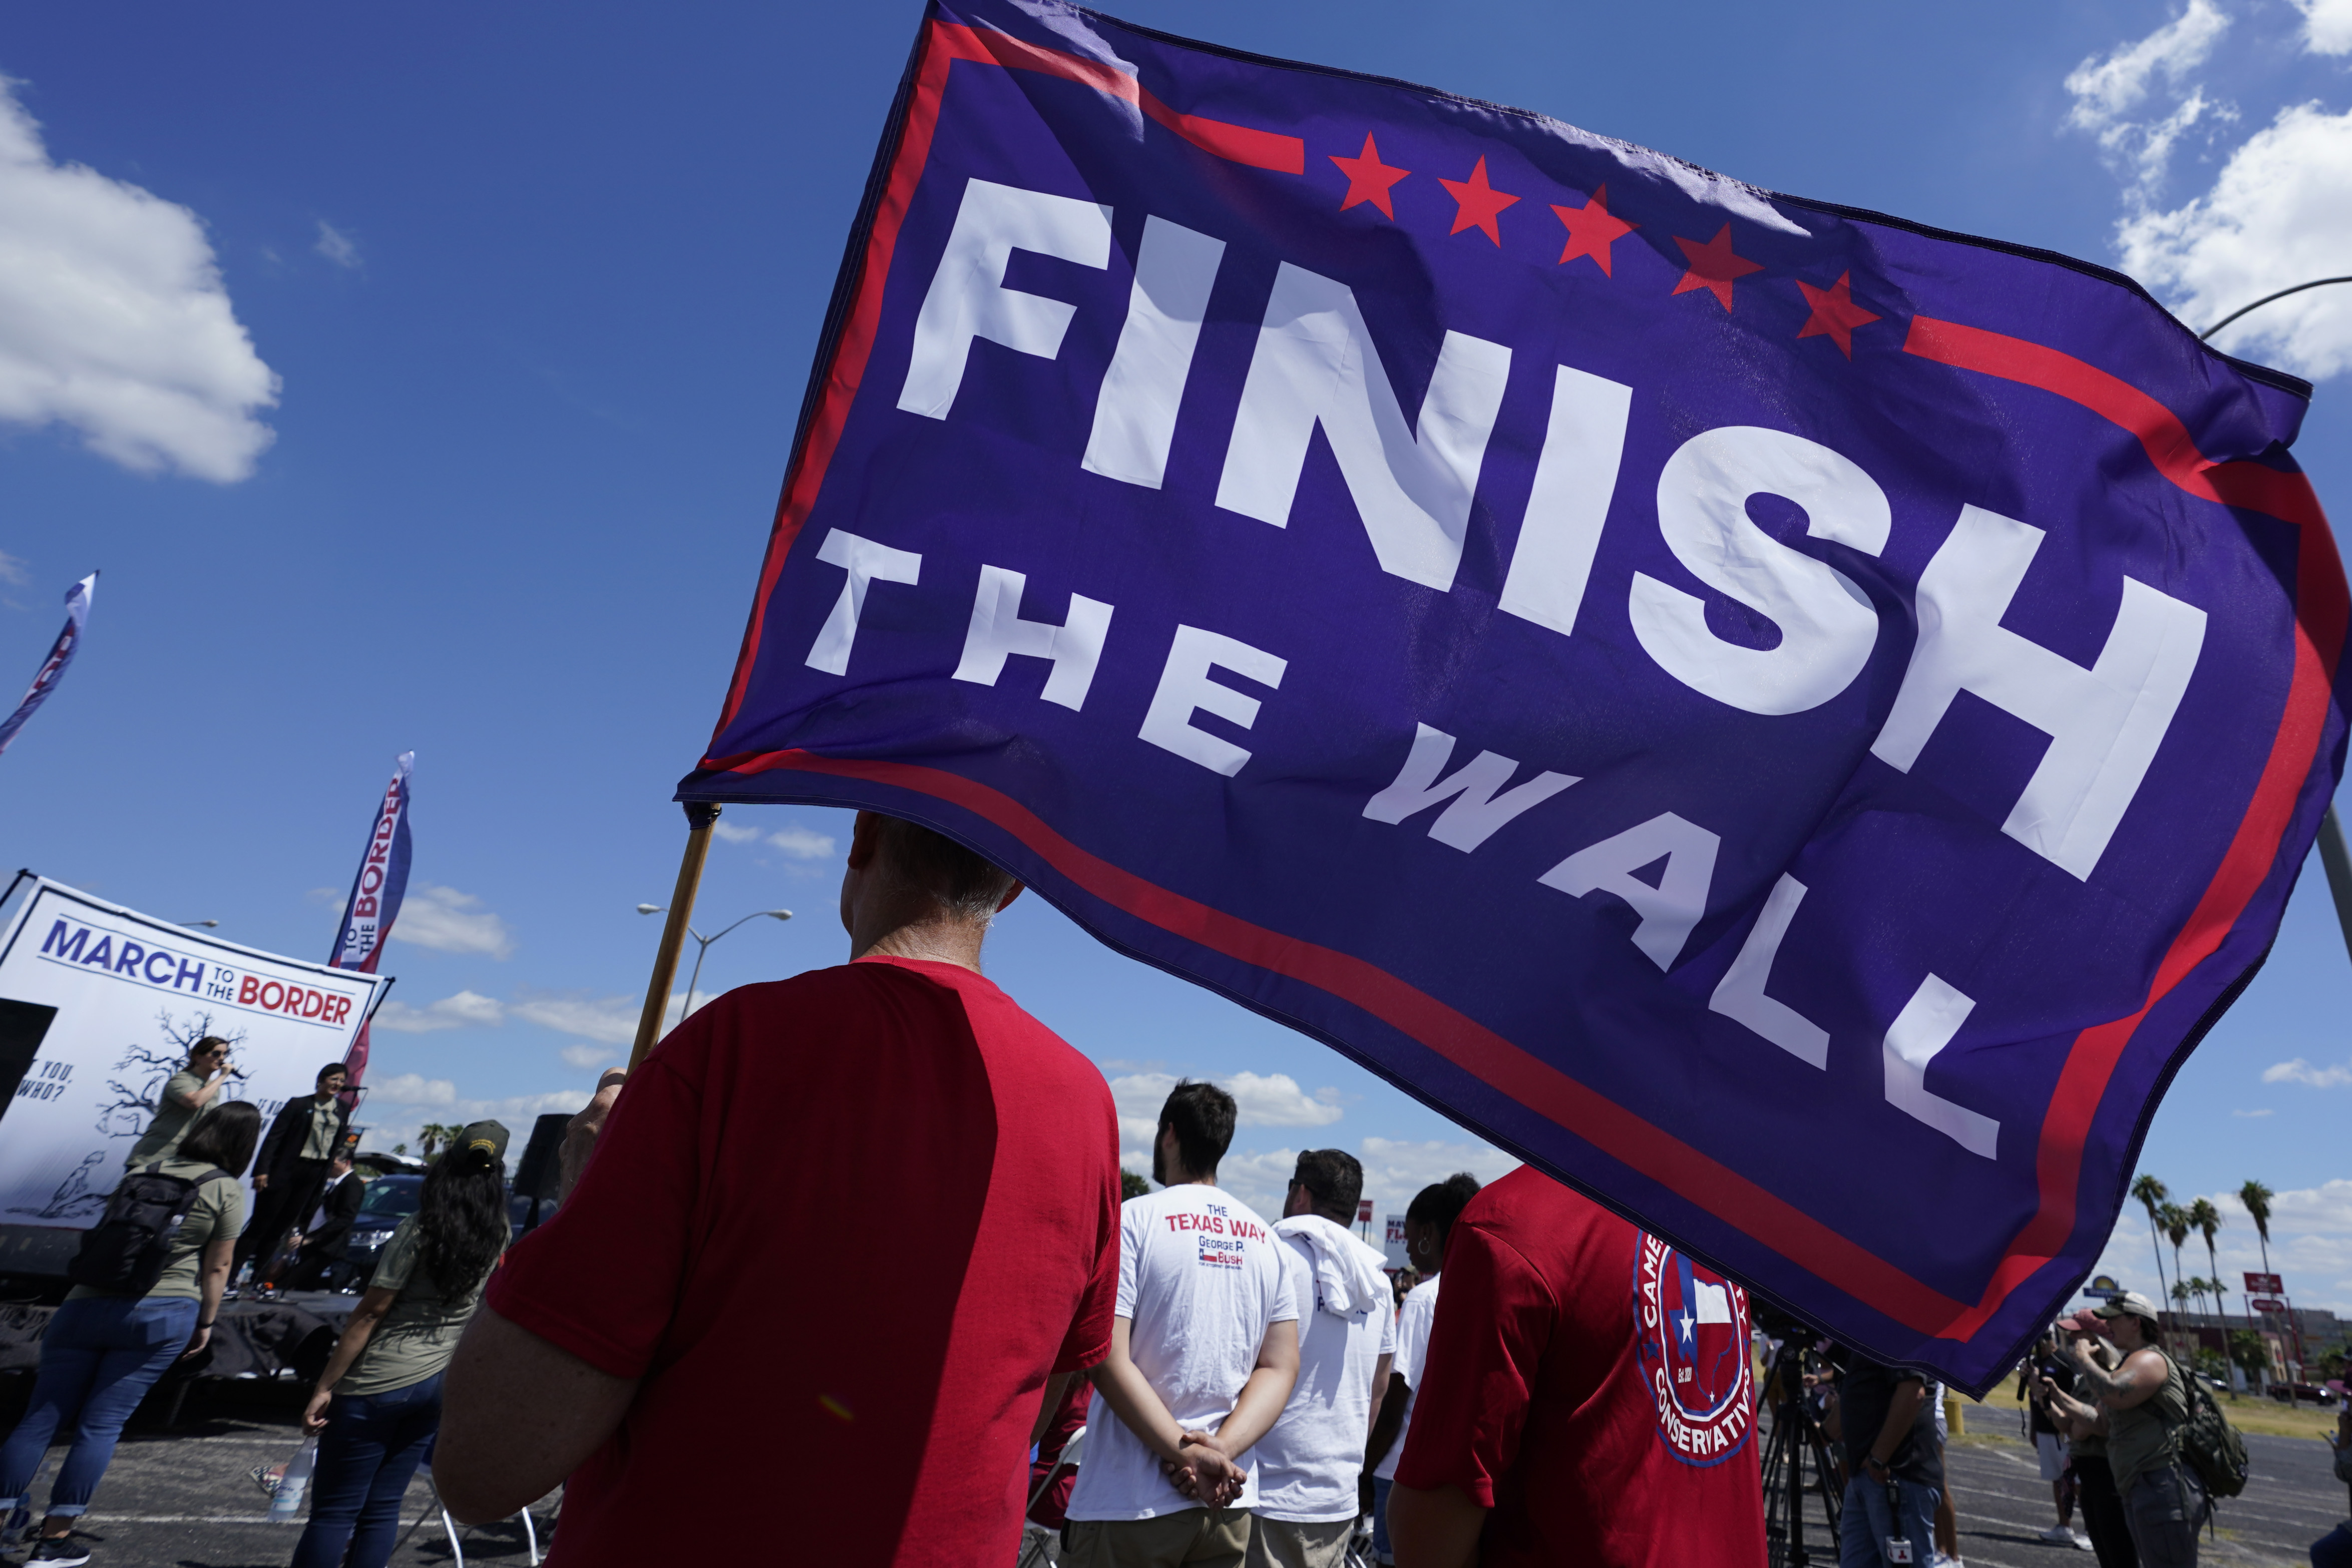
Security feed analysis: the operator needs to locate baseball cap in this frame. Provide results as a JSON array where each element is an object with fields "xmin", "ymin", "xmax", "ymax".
[
  {"xmin": 454, "ymin": 1120, "xmax": 511, "ymax": 1163},
  {"xmin": 2092, "ymin": 1289, "xmax": 2161, "ymax": 1324}
]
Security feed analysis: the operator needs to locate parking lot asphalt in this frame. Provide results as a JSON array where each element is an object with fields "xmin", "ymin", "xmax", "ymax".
[
  {"xmin": 1772, "ymin": 1406, "xmax": 2349, "ymax": 1568},
  {"xmin": 0, "ymin": 1383, "xmax": 553, "ymax": 1568}
]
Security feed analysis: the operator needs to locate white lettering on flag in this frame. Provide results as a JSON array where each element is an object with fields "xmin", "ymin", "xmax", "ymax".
[
  {"xmin": 807, "ymin": 530, "xmax": 922, "ymax": 676},
  {"xmin": 1539, "ymin": 812, "xmax": 1722, "ymax": 971},
  {"xmin": 1882, "ymin": 972, "xmax": 2000, "ymax": 1159},
  {"xmin": 1364, "ymin": 723, "xmax": 1578, "ymax": 851},
  {"xmin": 1140, "ymin": 624, "xmax": 1287, "ymax": 777},
  {"xmin": 1498, "ymin": 364, "xmax": 1633, "ymax": 637},
  {"xmin": 1629, "ymin": 425, "xmax": 1891, "ymax": 716},
  {"xmin": 1709, "ymin": 874, "xmax": 1830, "ymax": 1068},
  {"xmin": 952, "ymin": 564, "xmax": 1115, "ymax": 711},
  {"xmin": 1871, "ymin": 505, "xmax": 2206, "ymax": 880},
  {"xmin": 1083, "ymin": 215, "xmax": 1227, "ymax": 489},
  {"xmin": 899, "ymin": 178, "xmax": 1112, "ymax": 420},
  {"xmin": 1216, "ymin": 261, "xmax": 1509, "ymax": 590}
]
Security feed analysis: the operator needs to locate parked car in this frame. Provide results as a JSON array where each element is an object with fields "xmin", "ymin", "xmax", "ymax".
[
  {"xmin": 338, "ymin": 1176, "xmax": 541, "ymax": 1284},
  {"xmin": 2267, "ymin": 1381, "xmax": 2339, "ymax": 1406}
]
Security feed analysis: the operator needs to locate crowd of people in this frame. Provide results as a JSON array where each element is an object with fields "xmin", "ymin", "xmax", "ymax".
[
  {"xmin": 0, "ymin": 809, "xmax": 2338, "ymax": 1568},
  {"xmin": 0, "ymin": 1034, "xmax": 510, "ymax": 1568}
]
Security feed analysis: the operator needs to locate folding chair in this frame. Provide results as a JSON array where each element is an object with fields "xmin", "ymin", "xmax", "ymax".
[
  {"xmin": 389, "ymin": 1462, "xmax": 543, "ymax": 1567},
  {"xmin": 1015, "ymin": 1425, "xmax": 1085, "ymax": 1568}
]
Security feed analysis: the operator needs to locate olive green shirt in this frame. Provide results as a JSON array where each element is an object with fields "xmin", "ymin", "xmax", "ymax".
[
  {"xmin": 124, "ymin": 1070, "xmax": 210, "ymax": 1169},
  {"xmin": 66, "ymin": 1158, "xmax": 243, "ymax": 1303},
  {"xmin": 339, "ymin": 1214, "xmax": 501, "ymax": 1397},
  {"xmin": 298, "ymin": 1095, "xmax": 342, "ymax": 1161},
  {"xmin": 2106, "ymin": 1349, "xmax": 2188, "ymax": 1495}
]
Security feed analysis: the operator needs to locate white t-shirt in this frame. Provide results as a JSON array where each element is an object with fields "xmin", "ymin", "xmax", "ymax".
[
  {"xmin": 1251, "ymin": 1223, "xmax": 1399, "ymax": 1522},
  {"xmin": 1065, "ymin": 1184, "xmax": 1298, "ymax": 1521},
  {"xmin": 1373, "ymin": 1274, "xmax": 1440, "ymax": 1482}
]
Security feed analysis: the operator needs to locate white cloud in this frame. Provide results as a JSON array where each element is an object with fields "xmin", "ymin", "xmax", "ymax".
[
  {"xmin": 0, "ymin": 551, "xmax": 27, "ymax": 588},
  {"xmin": 356, "ymin": 1089, "xmax": 589, "ymax": 1159},
  {"xmin": 360, "ymin": 1072, "xmax": 457, "ymax": 1108},
  {"xmin": 560, "ymin": 1043, "xmax": 617, "ymax": 1071},
  {"xmin": 370, "ymin": 989, "xmax": 504, "ymax": 1034},
  {"xmin": 1224, "ymin": 1071, "xmax": 1344, "ymax": 1127},
  {"xmin": 0, "ymin": 77, "xmax": 277, "ymax": 481},
  {"xmin": 2066, "ymin": 0, "xmax": 2230, "ymax": 134},
  {"xmin": 710, "ymin": 822, "xmax": 762, "ymax": 844},
  {"xmin": 2118, "ymin": 102, "xmax": 2352, "ymax": 379},
  {"xmin": 2064, "ymin": 1, "xmax": 2235, "ymax": 199},
  {"xmin": 769, "ymin": 826, "xmax": 838, "ymax": 861},
  {"xmin": 509, "ymin": 994, "xmax": 639, "ymax": 1046},
  {"xmin": 391, "ymin": 884, "xmax": 515, "ymax": 960},
  {"xmin": 2261, "ymin": 1055, "xmax": 2352, "ymax": 1087},
  {"xmin": 313, "ymin": 220, "xmax": 359, "ymax": 269},
  {"xmin": 2292, "ymin": 0, "xmax": 2352, "ymax": 54},
  {"xmin": 2231, "ymin": 1107, "xmax": 2274, "ymax": 1117}
]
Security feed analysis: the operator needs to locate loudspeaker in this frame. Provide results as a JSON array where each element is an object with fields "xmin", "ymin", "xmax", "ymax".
[
  {"xmin": 512, "ymin": 1112, "xmax": 571, "ymax": 1201},
  {"xmin": 0, "ymin": 998, "xmax": 58, "ymax": 1112}
]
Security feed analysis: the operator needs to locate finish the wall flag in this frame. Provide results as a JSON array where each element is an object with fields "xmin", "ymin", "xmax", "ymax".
[
  {"xmin": 0, "ymin": 573, "xmax": 96, "ymax": 760},
  {"xmin": 678, "ymin": 0, "xmax": 2346, "ymax": 1390},
  {"xmin": 329, "ymin": 751, "xmax": 414, "ymax": 1085}
]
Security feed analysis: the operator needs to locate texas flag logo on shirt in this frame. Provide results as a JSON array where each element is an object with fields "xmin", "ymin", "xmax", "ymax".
[{"xmin": 1634, "ymin": 1231, "xmax": 1756, "ymax": 1466}]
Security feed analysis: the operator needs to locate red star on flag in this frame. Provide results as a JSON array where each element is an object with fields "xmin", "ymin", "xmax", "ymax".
[
  {"xmin": 1439, "ymin": 156, "xmax": 1519, "ymax": 246},
  {"xmin": 1328, "ymin": 133, "xmax": 1410, "ymax": 219},
  {"xmin": 1671, "ymin": 224, "xmax": 1763, "ymax": 311},
  {"xmin": 1551, "ymin": 185, "xmax": 1638, "ymax": 275},
  {"xmin": 1794, "ymin": 271, "xmax": 1882, "ymax": 358}
]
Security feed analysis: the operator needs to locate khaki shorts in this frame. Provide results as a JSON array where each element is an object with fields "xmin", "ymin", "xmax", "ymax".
[
  {"xmin": 1063, "ymin": 1508, "xmax": 1254, "ymax": 1568},
  {"xmin": 1244, "ymin": 1514, "xmax": 1354, "ymax": 1568}
]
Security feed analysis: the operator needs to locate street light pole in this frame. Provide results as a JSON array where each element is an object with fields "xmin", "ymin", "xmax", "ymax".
[
  {"xmin": 2200, "ymin": 276, "xmax": 2352, "ymax": 971},
  {"xmin": 635, "ymin": 903, "xmax": 793, "ymax": 1027}
]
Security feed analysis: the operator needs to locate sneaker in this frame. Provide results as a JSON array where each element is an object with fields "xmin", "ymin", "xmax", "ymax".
[
  {"xmin": 27, "ymin": 1537, "xmax": 92, "ymax": 1566},
  {"xmin": 2042, "ymin": 1525, "xmax": 2077, "ymax": 1542},
  {"xmin": 2072, "ymin": 1532, "xmax": 2093, "ymax": 1551}
]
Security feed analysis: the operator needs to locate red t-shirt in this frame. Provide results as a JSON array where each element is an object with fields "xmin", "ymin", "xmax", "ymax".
[
  {"xmin": 487, "ymin": 957, "xmax": 1120, "ymax": 1566},
  {"xmin": 1393, "ymin": 1167, "xmax": 1765, "ymax": 1567}
]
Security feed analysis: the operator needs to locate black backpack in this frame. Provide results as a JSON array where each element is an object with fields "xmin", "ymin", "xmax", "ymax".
[
  {"xmin": 2177, "ymin": 1363, "xmax": 2251, "ymax": 1500},
  {"xmin": 66, "ymin": 1162, "xmax": 229, "ymax": 1295}
]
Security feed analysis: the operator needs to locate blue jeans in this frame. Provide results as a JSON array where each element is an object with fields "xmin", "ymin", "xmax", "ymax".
[
  {"xmin": 2311, "ymin": 1522, "xmax": 2352, "ymax": 1568},
  {"xmin": 290, "ymin": 1372, "xmax": 444, "ymax": 1568},
  {"xmin": 0, "ymin": 1295, "xmax": 198, "ymax": 1517},
  {"xmin": 1840, "ymin": 1474, "xmax": 1942, "ymax": 1568},
  {"xmin": 1371, "ymin": 1475, "xmax": 1394, "ymax": 1562}
]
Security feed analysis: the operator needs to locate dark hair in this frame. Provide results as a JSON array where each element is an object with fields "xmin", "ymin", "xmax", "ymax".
[
  {"xmin": 188, "ymin": 1035, "xmax": 230, "ymax": 1061},
  {"xmin": 179, "ymin": 1100, "xmax": 262, "ymax": 1177},
  {"xmin": 874, "ymin": 816, "xmax": 1017, "ymax": 921},
  {"xmin": 414, "ymin": 1140, "xmax": 508, "ymax": 1298},
  {"xmin": 1405, "ymin": 1171, "xmax": 1483, "ymax": 1253},
  {"xmin": 1158, "ymin": 1079, "xmax": 1236, "ymax": 1178},
  {"xmin": 1291, "ymin": 1149, "xmax": 1363, "ymax": 1225},
  {"xmin": 315, "ymin": 1061, "xmax": 348, "ymax": 1085}
]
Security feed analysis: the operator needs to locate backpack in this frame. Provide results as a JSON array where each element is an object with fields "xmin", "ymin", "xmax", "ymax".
[
  {"xmin": 2168, "ymin": 1355, "xmax": 2251, "ymax": 1500},
  {"xmin": 66, "ymin": 1162, "xmax": 228, "ymax": 1295}
]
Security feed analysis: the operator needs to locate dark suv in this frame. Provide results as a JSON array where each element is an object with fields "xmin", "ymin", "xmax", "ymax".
[{"xmin": 337, "ymin": 1175, "xmax": 539, "ymax": 1285}]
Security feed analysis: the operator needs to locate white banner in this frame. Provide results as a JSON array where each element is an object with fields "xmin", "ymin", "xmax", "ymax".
[{"xmin": 0, "ymin": 876, "xmax": 389, "ymax": 1228}]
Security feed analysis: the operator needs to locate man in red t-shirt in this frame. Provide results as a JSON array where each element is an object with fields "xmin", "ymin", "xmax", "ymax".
[
  {"xmin": 435, "ymin": 812, "xmax": 1122, "ymax": 1566},
  {"xmin": 1387, "ymin": 1167, "xmax": 1765, "ymax": 1568}
]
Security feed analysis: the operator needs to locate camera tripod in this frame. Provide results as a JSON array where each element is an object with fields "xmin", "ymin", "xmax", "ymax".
[{"xmin": 1760, "ymin": 1340, "xmax": 1844, "ymax": 1568}]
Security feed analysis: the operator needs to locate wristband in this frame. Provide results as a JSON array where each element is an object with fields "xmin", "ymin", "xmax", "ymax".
[{"xmin": 196, "ymin": 1320, "xmax": 214, "ymax": 1330}]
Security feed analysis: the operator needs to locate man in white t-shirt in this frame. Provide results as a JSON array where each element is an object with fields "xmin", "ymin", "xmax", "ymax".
[
  {"xmin": 1065, "ymin": 1080, "xmax": 1301, "ymax": 1568},
  {"xmin": 1363, "ymin": 1173, "xmax": 1479, "ymax": 1567},
  {"xmin": 1249, "ymin": 1149, "xmax": 1396, "ymax": 1568}
]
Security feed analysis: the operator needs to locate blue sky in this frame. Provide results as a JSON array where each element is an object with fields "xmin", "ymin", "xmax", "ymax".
[{"xmin": 0, "ymin": 0, "xmax": 2346, "ymax": 1311}]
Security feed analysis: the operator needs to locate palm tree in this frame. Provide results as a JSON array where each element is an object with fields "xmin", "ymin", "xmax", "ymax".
[
  {"xmin": 2160, "ymin": 1203, "xmax": 2192, "ymax": 1321},
  {"xmin": 418, "ymin": 1122, "xmax": 457, "ymax": 1159},
  {"xmin": 2173, "ymin": 1279, "xmax": 2195, "ymax": 1319},
  {"xmin": 2190, "ymin": 1197, "xmax": 2224, "ymax": 1323},
  {"xmin": 2132, "ymin": 1174, "xmax": 2172, "ymax": 1305},
  {"xmin": 2240, "ymin": 1180, "xmax": 2275, "ymax": 1311}
]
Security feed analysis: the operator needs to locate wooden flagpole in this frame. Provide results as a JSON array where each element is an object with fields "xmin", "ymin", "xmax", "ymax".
[{"xmin": 630, "ymin": 801, "xmax": 719, "ymax": 1069}]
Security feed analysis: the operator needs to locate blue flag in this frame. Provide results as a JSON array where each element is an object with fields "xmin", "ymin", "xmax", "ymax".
[
  {"xmin": 0, "ymin": 573, "xmax": 96, "ymax": 760},
  {"xmin": 678, "ymin": 1, "xmax": 2346, "ymax": 1389},
  {"xmin": 329, "ymin": 752, "xmax": 414, "ymax": 1087}
]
